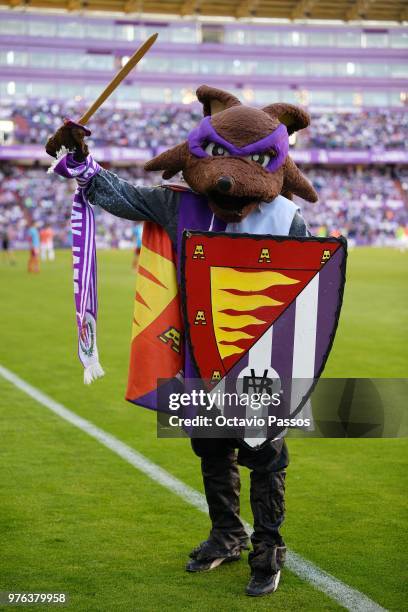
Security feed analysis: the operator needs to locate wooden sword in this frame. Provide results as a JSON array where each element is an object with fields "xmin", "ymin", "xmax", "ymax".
[{"xmin": 65, "ymin": 32, "xmax": 158, "ymax": 134}]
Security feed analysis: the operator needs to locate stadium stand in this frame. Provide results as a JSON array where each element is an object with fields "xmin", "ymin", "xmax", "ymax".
[
  {"xmin": 1, "ymin": 163, "xmax": 407, "ymax": 248},
  {"xmin": 3, "ymin": 102, "xmax": 408, "ymax": 152},
  {"xmin": 0, "ymin": 8, "xmax": 407, "ymax": 248}
]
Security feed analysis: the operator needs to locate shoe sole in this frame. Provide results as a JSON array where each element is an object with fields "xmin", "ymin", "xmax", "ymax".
[
  {"xmin": 245, "ymin": 570, "xmax": 281, "ymax": 597},
  {"xmin": 186, "ymin": 555, "xmax": 241, "ymax": 573}
]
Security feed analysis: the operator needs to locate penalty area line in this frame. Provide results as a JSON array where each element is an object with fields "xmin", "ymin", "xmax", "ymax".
[{"xmin": 0, "ymin": 364, "xmax": 386, "ymax": 612}]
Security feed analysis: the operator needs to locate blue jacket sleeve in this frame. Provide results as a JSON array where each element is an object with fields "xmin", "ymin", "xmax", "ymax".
[{"xmin": 86, "ymin": 168, "xmax": 179, "ymax": 244}]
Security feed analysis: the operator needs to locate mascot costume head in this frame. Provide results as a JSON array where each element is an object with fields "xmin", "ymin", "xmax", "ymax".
[{"xmin": 145, "ymin": 85, "xmax": 318, "ymax": 221}]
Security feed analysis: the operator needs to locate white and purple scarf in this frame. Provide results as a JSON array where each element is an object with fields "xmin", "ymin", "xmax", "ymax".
[{"xmin": 49, "ymin": 150, "xmax": 104, "ymax": 384}]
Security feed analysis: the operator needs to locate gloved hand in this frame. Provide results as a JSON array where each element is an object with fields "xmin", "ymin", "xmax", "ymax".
[{"xmin": 45, "ymin": 122, "xmax": 89, "ymax": 162}]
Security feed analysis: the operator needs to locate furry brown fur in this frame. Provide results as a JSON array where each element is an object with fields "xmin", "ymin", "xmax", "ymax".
[{"xmin": 145, "ymin": 85, "xmax": 318, "ymax": 223}]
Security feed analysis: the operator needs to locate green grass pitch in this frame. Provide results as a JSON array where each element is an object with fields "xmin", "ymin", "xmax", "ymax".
[{"xmin": 0, "ymin": 248, "xmax": 407, "ymax": 611}]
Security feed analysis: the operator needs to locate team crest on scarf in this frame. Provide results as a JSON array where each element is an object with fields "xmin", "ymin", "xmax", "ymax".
[{"xmin": 181, "ymin": 232, "xmax": 347, "ymax": 437}]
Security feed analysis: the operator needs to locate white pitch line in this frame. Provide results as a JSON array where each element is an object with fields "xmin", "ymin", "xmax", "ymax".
[{"xmin": 0, "ymin": 364, "xmax": 386, "ymax": 612}]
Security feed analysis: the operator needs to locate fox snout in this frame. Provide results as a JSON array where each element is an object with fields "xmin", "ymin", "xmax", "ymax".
[
  {"xmin": 216, "ymin": 176, "xmax": 234, "ymax": 193},
  {"xmin": 182, "ymin": 155, "xmax": 285, "ymax": 222}
]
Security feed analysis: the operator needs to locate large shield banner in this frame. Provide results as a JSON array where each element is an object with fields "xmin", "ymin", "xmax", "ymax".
[{"xmin": 181, "ymin": 232, "xmax": 347, "ymax": 445}]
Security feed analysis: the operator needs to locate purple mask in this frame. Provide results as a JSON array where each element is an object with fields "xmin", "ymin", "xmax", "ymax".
[{"xmin": 187, "ymin": 116, "xmax": 289, "ymax": 172}]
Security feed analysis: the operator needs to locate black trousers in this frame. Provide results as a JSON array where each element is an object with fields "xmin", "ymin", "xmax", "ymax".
[{"xmin": 191, "ymin": 437, "xmax": 289, "ymax": 565}]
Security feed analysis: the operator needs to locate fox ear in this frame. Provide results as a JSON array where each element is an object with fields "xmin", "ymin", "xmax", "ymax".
[
  {"xmin": 262, "ymin": 103, "xmax": 310, "ymax": 135},
  {"xmin": 196, "ymin": 85, "xmax": 241, "ymax": 116},
  {"xmin": 144, "ymin": 142, "xmax": 188, "ymax": 180},
  {"xmin": 283, "ymin": 157, "xmax": 318, "ymax": 203}
]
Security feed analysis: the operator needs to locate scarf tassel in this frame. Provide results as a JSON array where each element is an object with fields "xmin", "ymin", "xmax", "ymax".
[{"xmin": 84, "ymin": 362, "xmax": 105, "ymax": 385}]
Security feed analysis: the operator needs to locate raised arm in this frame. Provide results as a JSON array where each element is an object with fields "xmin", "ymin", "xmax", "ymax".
[
  {"xmin": 87, "ymin": 167, "xmax": 178, "ymax": 231},
  {"xmin": 45, "ymin": 122, "xmax": 179, "ymax": 243}
]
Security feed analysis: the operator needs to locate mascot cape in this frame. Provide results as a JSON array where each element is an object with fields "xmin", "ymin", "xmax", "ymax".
[{"xmin": 126, "ymin": 187, "xmax": 229, "ymax": 412}]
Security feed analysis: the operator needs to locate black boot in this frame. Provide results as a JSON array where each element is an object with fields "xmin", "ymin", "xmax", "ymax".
[
  {"xmin": 186, "ymin": 538, "xmax": 244, "ymax": 572},
  {"xmin": 246, "ymin": 545, "xmax": 286, "ymax": 596},
  {"xmin": 246, "ymin": 469, "xmax": 286, "ymax": 596},
  {"xmin": 186, "ymin": 452, "xmax": 249, "ymax": 572}
]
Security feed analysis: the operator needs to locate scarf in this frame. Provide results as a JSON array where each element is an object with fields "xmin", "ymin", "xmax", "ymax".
[{"xmin": 50, "ymin": 150, "xmax": 104, "ymax": 384}]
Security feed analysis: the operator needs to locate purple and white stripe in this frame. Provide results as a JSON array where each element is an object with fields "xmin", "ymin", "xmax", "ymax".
[
  {"xmin": 221, "ymin": 252, "xmax": 345, "ymax": 446},
  {"xmin": 52, "ymin": 152, "xmax": 104, "ymax": 384}
]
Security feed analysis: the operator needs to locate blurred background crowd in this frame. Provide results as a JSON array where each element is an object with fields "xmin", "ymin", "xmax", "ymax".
[
  {"xmin": 4, "ymin": 101, "xmax": 407, "ymax": 152},
  {"xmin": 1, "ymin": 159, "xmax": 407, "ymax": 249}
]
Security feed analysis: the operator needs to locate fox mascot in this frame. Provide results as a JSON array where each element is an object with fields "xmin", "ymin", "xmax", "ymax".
[{"xmin": 46, "ymin": 85, "xmax": 318, "ymax": 597}]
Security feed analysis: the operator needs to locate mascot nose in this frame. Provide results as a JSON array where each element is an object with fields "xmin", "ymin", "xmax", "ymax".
[{"xmin": 216, "ymin": 176, "xmax": 233, "ymax": 193}]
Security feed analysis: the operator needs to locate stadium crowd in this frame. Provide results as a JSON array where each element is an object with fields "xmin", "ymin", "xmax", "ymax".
[
  {"xmin": 297, "ymin": 166, "xmax": 408, "ymax": 245},
  {"xmin": 5, "ymin": 101, "xmax": 202, "ymax": 154},
  {"xmin": 299, "ymin": 110, "xmax": 407, "ymax": 151},
  {"xmin": 1, "ymin": 162, "xmax": 407, "ymax": 249},
  {"xmin": 3, "ymin": 101, "xmax": 407, "ymax": 152}
]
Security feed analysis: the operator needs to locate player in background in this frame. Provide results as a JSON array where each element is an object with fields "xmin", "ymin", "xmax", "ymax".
[
  {"xmin": 27, "ymin": 222, "xmax": 40, "ymax": 273},
  {"xmin": 396, "ymin": 225, "xmax": 408, "ymax": 252},
  {"xmin": 132, "ymin": 222, "xmax": 143, "ymax": 270},
  {"xmin": 1, "ymin": 226, "xmax": 16, "ymax": 265},
  {"xmin": 40, "ymin": 224, "xmax": 55, "ymax": 261}
]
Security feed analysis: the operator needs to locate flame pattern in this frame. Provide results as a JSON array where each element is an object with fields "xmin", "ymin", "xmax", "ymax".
[
  {"xmin": 132, "ymin": 245, "xmax": 177, "ymax": 339},
  {"xmin": 211, "ymin": 267, "xmax": 299, "ymax": 360}
]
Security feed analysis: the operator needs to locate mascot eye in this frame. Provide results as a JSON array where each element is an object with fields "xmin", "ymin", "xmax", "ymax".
[
  {"xmin": 205, "ymin": 142, "xmax": 229, "ymax": 157},
  {"xmin": 250, "ymin": 153, "xmax": 271, "ymax": 167}
]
